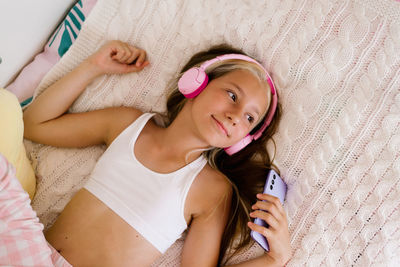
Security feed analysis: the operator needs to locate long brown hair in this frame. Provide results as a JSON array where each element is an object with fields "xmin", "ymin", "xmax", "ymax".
[{"xmin": 165, "ymin": 44, "xmax": 282, "ymax": 265}]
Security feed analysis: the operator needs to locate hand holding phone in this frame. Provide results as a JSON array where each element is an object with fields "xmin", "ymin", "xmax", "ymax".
[{"xmin": 250, "ymin": 169, "xmax": 287, "ymax": 251}]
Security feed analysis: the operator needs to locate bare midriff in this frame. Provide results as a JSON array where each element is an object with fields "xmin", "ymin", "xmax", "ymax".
[{"xmin": 45, "ymin": 189, "xmax": 162, "ymax": 267}]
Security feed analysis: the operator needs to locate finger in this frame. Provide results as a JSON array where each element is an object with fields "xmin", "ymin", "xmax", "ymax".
[
  {"xmin": 120, "ymin": 60, "xmax": 150, "ymax": 73},
  {"xmin": 120, "ymin": 44, "xmax": 133, "ymax": 63},
  {"xmin": 257, "ymin": 193, "xmax": 285, "ymax": 213},
  {"xmin": 135, "ymin": 50, "xmax": 147, "ymax": 67},
  {"xmin": 111, "ymin": 46, "xmax": 126, "ymax": 62},
  {"xmin": 253, "ymin": 202, "xmax": 287, "ymax": 226},
  {"xmin": 252, "ymin": 200, "xmax": 282, "ymax": 221},
  {"xmin": 111, "ymin": 42, "xmax": 131, "ymax": 62},
  {"xmin": 250, "ymin": 210, "xmax": 279, "ymax": 229},
  {"xmin": 247, "ymin": 221, "xmax": 272, "ymax": 238},
  {"xmin": 126, "ymin": 48, "xmax": 140, "ymax": 65}
]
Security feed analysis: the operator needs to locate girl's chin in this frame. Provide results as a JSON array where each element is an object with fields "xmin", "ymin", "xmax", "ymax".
[
  {"xmin": 207, "ymin": 139, "xmax": 235, "ymax": 150},
  {"xmin": 203, "ymin": 139, "xmax": 226, "ymax": 149}
]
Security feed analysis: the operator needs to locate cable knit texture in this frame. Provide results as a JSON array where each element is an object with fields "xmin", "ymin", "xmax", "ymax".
[{"xmin": 25, "ymin": 0, "xmax": 400, "ymax": 266}]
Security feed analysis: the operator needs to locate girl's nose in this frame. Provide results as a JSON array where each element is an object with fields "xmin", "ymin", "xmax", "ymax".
[{"xmin": 227, "ymin": 112, "xmax": 240, "ymax": 126}]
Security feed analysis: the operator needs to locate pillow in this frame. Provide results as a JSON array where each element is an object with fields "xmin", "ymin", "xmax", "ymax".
[
  {"xmin": 0, "ymin": 88, "xmax": 36, "ymax": 199},
  {"xmin": 6, "ymin": 0, "xmax": 97, "ymax": 106}
]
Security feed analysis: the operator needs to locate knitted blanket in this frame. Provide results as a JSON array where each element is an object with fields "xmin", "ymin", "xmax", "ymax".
[{"xmin": 25, "ymin": 0, "xmax": 400, "ymax": 266}]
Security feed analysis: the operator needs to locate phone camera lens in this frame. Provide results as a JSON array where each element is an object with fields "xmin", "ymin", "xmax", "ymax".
[
  {"xmin": 273, "ymin": 174, "xmax": 276, "ymax": 179},
  {"xmin": 270, "ymin": 185, "xmax": 273, "ymax": 190},
  {"xmin": 272, "ymin": 180, "xmax": 275, "ymax": 184}
]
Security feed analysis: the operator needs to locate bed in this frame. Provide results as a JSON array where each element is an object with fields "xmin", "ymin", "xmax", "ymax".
[{"xmin": 4, "ymin": 0, "xmax": 400, "ymax": 266}]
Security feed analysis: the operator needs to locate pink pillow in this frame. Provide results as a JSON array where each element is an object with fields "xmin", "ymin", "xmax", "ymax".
[{"xmin": 6, "ymin": 0, "xmax": 97, "ymax": 105}]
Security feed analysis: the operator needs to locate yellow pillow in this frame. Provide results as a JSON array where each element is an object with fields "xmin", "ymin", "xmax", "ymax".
[{"xmin": 0, "ymin": 88, "xmax": 36, "ymax": 199}]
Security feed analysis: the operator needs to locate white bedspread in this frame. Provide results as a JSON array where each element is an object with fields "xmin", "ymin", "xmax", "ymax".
[{"xmin": 25, "ymin": 0, "xmax": 400, "ymax": 265}]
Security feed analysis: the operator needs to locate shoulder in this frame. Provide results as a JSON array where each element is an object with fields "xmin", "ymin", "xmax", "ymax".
[
  {"xmin": 189, "ymin": 164, "xmax": 233, "ymax": 217},
  {"xmin": 105, "ymin": 106, "xmax": 143, "ymax": 146},
  {"xmin": 197, "ymin": 164, "xmax": 232, "ymax": 195}
]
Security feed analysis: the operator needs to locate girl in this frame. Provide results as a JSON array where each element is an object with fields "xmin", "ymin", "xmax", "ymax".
[{"xmin": 22, "ymin": 40, "xmax": 291, "ymax": 266}]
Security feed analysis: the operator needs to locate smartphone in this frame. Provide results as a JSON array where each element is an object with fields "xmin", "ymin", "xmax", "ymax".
[{"xmin": 250, "ymin": 169, "xmax": 287, "ymax": 251}]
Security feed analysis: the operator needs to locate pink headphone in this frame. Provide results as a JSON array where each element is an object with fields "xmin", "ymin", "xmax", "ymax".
[{"xmin": 178, "ymin": 54, "xmax": 278, "ymax": 155}]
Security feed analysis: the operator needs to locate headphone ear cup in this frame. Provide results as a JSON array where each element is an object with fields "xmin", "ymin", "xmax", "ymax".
[{"xmin": 178, "ymin": 67, "xmax": 209, "ymax": 98}]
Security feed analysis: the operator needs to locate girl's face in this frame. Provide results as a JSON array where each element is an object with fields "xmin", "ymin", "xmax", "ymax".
[{"xmin": 189, "ymin": 69, "xmax": 270, "ymax": 148}]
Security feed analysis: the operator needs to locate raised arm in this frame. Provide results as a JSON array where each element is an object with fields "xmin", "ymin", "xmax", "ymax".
[
  {"xmin": 225, "ymin": 194, "xmax": 292, "ymax": 267},
  {"xmin": 23, "ymin": 40, "xmax": 149, "ymax": 147},
  {"xmin": 182, "ymin": 167, "xmax": 291, "ymax": 267},
  {"xmin": 181, "ymin": 169, "xmax": 232, "ymax": 267}
]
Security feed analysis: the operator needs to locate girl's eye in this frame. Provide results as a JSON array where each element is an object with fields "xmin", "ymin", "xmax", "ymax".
[
  {"xmin": 246, "ymin": 114, "xmax": 254, "ymax": 124},
  {"xmin": 228, "ymin": 91, "xmax": 236, "ymax": 102}
]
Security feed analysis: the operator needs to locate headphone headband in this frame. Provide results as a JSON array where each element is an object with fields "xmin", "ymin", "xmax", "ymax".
[{"xmin": 200, "ymin": 54, "xmax": 276, "ymax": 95}]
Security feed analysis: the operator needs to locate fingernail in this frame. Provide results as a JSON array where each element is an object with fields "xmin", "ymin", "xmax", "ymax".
[{"xmin": 257, "ymin": 193, "xmax": 262, "ymax": 198}]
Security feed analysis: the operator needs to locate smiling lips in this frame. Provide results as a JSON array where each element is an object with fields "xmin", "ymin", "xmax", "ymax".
[{"xmin": 212, "ymin": 115, "xmax": 229, "ymax": 137}]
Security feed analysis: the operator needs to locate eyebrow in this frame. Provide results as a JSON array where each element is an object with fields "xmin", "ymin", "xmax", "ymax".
[{"xmin": 228, "ymin": 82, "xmax": 261, "ymax": 117}]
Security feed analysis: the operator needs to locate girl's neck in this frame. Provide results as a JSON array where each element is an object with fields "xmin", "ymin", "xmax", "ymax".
[{"xmin": 154, "ymin": 105, "xmax": 210, "ymax": 163}]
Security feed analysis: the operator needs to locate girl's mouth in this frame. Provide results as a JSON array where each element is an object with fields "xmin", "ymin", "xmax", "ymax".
[{"xmin": 212, "ymin": 115, "xmax": 229, "ymax": 137}]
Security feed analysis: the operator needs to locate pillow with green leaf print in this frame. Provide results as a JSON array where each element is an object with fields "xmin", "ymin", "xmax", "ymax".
[{"xmin": 6, "ymin": 0, "xmax": 97, "ymax": 107}]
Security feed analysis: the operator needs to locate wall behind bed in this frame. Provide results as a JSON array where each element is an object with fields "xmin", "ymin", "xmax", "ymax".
[{"xmin": 0, "ymin": 0, "xmax": 76, "ymax": 87}]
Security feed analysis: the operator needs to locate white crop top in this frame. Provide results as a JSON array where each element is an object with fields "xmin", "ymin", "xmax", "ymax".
[{"xmin": 84, "ymin": 113, "xmax": 207, "ymax": 253}]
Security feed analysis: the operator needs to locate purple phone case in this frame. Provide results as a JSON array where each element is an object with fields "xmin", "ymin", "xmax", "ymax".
[{"xmin": 250, "ymin": 169, "xmax": 287, "ymax": 251}]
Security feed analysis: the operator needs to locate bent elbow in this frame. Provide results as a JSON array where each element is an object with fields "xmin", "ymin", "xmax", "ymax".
[{"xmin": 22, "ymin": 111, "xmax": 39, "ymax": 140}]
